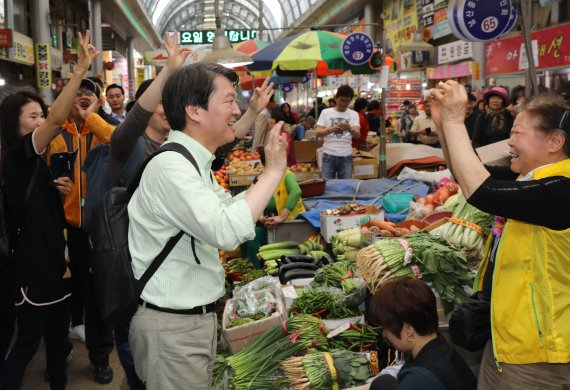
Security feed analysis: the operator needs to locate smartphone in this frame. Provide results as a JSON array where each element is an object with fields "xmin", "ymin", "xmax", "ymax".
[{"xmin": 50, "ymin": 150, "xmax": 77, "ymax": 179}]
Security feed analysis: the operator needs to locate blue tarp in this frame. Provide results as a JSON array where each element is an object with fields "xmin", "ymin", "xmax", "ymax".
[{"xmin": 300, "ymin": 178, "xmax": 429, "ymax": 227}]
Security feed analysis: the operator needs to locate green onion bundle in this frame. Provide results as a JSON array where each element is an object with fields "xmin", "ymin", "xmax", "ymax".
[
  {"xmin": 282, "ymin": 349, "xmax": 371, "ymax": 390},
  {"xmin": 227, "ymin": 315, "xmax": 328, "ymax": 389},
  {"xmin": 431, "ymin": 193, "xmax": 493, "ymax": 256},
  {"xmin": 356, "ymin": 232, "xmax": 473, "ymax": 312}
]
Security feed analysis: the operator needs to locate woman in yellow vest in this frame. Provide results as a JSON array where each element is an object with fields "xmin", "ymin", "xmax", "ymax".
[
  {"xmin": 259, "ymin": 167, "xmax": 305, "ymax": 227},
  {"xmin": 431, "ymin": 81, "xmax": 570, "ymax": 388}
]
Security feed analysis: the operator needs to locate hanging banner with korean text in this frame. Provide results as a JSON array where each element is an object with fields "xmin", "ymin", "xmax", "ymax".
[
  {"xmin": 179, "ymin": 30, "xmax": 257, "ymax": 45},
  {"xmin": 485, "ymin": 22, "xmax": 569, "ymax": 75},
  {"xmin": 35, "ymin": 43, "xmax": 51, "ymax": 89}
]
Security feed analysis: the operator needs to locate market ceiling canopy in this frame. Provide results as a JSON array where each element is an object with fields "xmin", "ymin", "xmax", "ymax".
[{"xmin": 142, "ymin": 0, "xmax": 323, "ymax": 42}]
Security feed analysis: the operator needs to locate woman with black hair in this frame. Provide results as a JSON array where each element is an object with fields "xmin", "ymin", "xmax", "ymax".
[
  {"xmin": 0, "ymin": 31, "xmax": 98, "ymax": 390},
  {"xmin": 280, "ymin": 102, "xmax": 299, "ymax": 125},
  {"xmin": 366, "ymin": 277, "xmax": 477, "ymax": 390}
]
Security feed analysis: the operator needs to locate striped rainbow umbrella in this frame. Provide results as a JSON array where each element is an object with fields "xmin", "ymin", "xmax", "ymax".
[{"xmin": 248, "ymin": 30, "xmax": 375, "ymax": 75}]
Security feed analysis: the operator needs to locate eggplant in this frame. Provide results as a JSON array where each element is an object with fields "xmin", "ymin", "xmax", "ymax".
[
  {"xmin": 280, "ymin": 269, "xmax": 316, "ymax": 284},
  {"xmin": 317, "ymin": 253, "xmax": 335, "ymax": 267},
  {"xmin": 279, "ymin": 262, "xmax": 319, "ymax": 275},
  {"xmin": 280, "ymin": 254, "xmax": 316, "ymax": 265}
]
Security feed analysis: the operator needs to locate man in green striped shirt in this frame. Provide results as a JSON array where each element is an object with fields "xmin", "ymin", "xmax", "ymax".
[{"xmin": 127, "ymin": 63, "xmax": 288, "ymax": 389}]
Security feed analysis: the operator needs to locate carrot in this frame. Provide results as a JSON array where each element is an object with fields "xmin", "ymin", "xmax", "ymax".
[
  {"xmin": 400, "ymin": 227, "xmax": 411, "ymax": 235},
  {"xmin": 369, "ymin": 218, "xmax": 396, "ymax": 233},
  {"xmin": 360, "ymin": 226, "xmax": 370, "ymax": 233},
  {"xmin": 379, "ymin": 230, "xmax": 393, "ymax": 237}
]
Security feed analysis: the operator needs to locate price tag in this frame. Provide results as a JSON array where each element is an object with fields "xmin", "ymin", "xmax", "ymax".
[
  {"xmin": 457, "ymin": 0, "xmax": 513, "ymax": 42},
  {"xmin": 281, "ymin": 285, "xmax": 298, "ymax": 300},
  {"xmin": 327, "ymin": 322, "xmax": 351, "ymax": 338},
  {"xmin": 397, "ymin": 238, "xmax": 413, "ymax": 265}
]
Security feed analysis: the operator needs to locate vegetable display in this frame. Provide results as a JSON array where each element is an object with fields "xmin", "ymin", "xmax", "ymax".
[
  {"xmin": 281, "ymin": 349, "xmax": 372, "ymax": 389},
  {"xmin": 313, "ymin": 261, "xmax": 359, "ymax": 294},
  {"xmin": 225, "ymin": 290, "xmax": 277, "ymax": 328},
  {"xmin": 226, "ymin": 315, "xmax": 328, "ymax": 389},
  {"xmin": 331, "ymin": 228, "xmax": 363, "ymax": 261},
  {"xmin": 328, "ymin": 321, "xmax": 381, "ymax": 352},
  {"xmin": 430, "ymin": 192, "xmax": 493, "ymax": 256},
  {"xmin": 356, "ymin": 231, "xmax": 472, "ymax": 312},
  {"xmin": 257, "ymin": 241, "xmax": 301, "ymax": 262},
  {"xmin": 289, "ymin": 290, "xmax": 360, "ymax": 319}
]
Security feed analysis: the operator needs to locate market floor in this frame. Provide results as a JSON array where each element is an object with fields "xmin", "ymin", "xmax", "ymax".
[{"xmin": 19, "ymin": 339, "xmax": 128, "ymax": 389}]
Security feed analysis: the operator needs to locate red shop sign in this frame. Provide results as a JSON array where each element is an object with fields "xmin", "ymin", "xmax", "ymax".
[
  {"xmin": 0, "ymin": 29, "xmax": 12, "ymax": 48},
  {"xmin": 485, "ymin": 23, "xmax": 570, "ymax": 75}
]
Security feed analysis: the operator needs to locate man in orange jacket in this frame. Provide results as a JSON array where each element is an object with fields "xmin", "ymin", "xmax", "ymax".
[{"xmin": 47, "ymin": 78, "xmax": 115, "ymax": 384}]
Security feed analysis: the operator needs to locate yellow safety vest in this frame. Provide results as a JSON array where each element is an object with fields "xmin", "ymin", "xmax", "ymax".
[
  {"xmin": 274, "ymin": 170, "xmax": 306, "ymax": 220},
  {"xmin": 476, "ymin": 159, "xmax": 570, "ymax": 364}
]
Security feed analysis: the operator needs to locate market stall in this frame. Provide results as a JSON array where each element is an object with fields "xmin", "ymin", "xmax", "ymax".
[{"xmin": 212, "ymin": 133, "xmax": 489, "ymax": 387}]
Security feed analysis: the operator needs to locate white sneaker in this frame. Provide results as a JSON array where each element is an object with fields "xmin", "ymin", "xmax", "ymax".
[{"xmin": 68, "ymin": 325, "xmax": 86, "ymax": 343}]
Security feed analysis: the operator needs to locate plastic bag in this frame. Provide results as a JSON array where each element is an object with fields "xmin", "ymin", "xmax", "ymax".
[
  {"xmin": 407, "ymin": 200, "xmax": 432, "ymax": 220},
  {"xmin": 225, "ymin": 289, "xmax": 277, "ymax": 321},
  {"xmin": 233, "ymin": 276, "xmax": 281, "ymax": 299},
  {"xmin": 308, "ymin": 277, "xmax": 367, "ymax": 308}
]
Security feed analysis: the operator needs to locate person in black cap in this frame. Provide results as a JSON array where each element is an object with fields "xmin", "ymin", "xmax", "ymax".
[
  {"xmin": 87, "ymin": 76, "xmax": 120, "ymax": 126},
  {"xmin": 47, "ymin": 67, "xmax": 117, "ymax": 385}
]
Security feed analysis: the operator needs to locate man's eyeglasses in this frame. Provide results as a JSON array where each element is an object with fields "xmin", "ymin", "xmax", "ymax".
[{"xmin": 76, "ymin": 89, "xmax": 95, "ymax": 97}]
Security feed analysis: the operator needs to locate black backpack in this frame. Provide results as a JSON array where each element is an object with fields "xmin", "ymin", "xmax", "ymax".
[
  {"xmin": 82, "ymin": 137, "xmax": 146, "ymax": 233},
  {"xmin": 89, "ymin": 142, "xmax": 202, "ymax": 327}
]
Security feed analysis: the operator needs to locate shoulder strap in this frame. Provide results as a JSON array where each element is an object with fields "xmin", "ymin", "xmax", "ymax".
[
  {"xmin": 127, "ymin": 142, "xmax": 201, "ymax": 194},
  {"xmin": 54, "ymin": 128, "xmax": 74, "ymax": 152},
  {"xmin": 134, "ymin": 142, "xmax": 203, "ymax": 292}
]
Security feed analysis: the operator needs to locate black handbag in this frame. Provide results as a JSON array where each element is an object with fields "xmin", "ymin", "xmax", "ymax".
[
  {"xmin": 0, "ymin": 159, "xmax": 39, "ymax": 269},
  {"xmin": 0, "ymin": 182, "xmax": 9, "ymax": 268},
  {"xmin": 449, "ymin": 291, "xmax": 491, "ymax": 352}
]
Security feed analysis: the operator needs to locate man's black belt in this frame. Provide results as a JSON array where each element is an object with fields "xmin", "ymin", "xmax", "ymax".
[{"xmin": 138, "ymin": 299, "xmax": 216, "ymax": 315}]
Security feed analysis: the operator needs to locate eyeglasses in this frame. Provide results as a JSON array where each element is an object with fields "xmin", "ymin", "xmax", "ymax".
[{"xmin": 76, "ymin": 89, "xmax": 95, "ymax": 97}]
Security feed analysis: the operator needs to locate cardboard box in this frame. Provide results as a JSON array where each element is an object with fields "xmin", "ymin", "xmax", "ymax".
[
  {"xmin": 352, "ymin": 146, "xmax": 380, "ymax": 179},
  {"xmin": 475, "ymin": 139, "xmax": 510, "ymax": 166},
  {"xmin": 293, "ymin": 140, "xmax": 323, "ymax": 162},
  {"xmin": 228, "ymin": 173, "xmax": 259, "ymax": 187},
  {"xmin": 267, "ymin": 219, "xmax": 318, "ymax": 244},
  {"xmin": 294, "ymin": 169, "xmax": 322, "ymax": 182},
  {"xmin": 352, "ymin": 158, "xmax": 379, "ymax": 179},
  {"xmin": 222, "ymin": 292, "xmax": 287, "ymax": 354},
  {"xmin": 292, "ymin": 140, "xmax": 323, "ymax": 181},
  {"xmin": 228, "ymin": 159, "xmax": 262, "ymax": 175},
  {"xmin": 320, "ymin": 206, "xmax": 384, "ymax": 243}
]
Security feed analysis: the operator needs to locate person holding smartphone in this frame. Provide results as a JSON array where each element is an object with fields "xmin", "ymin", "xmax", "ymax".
[
  {"xmin": 411, "ymin": 100, "xmax": 440, "ymax": 147},
  {"xmin": 0, "ymin": 31, "xmax": 98, "ymax": 390}
]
